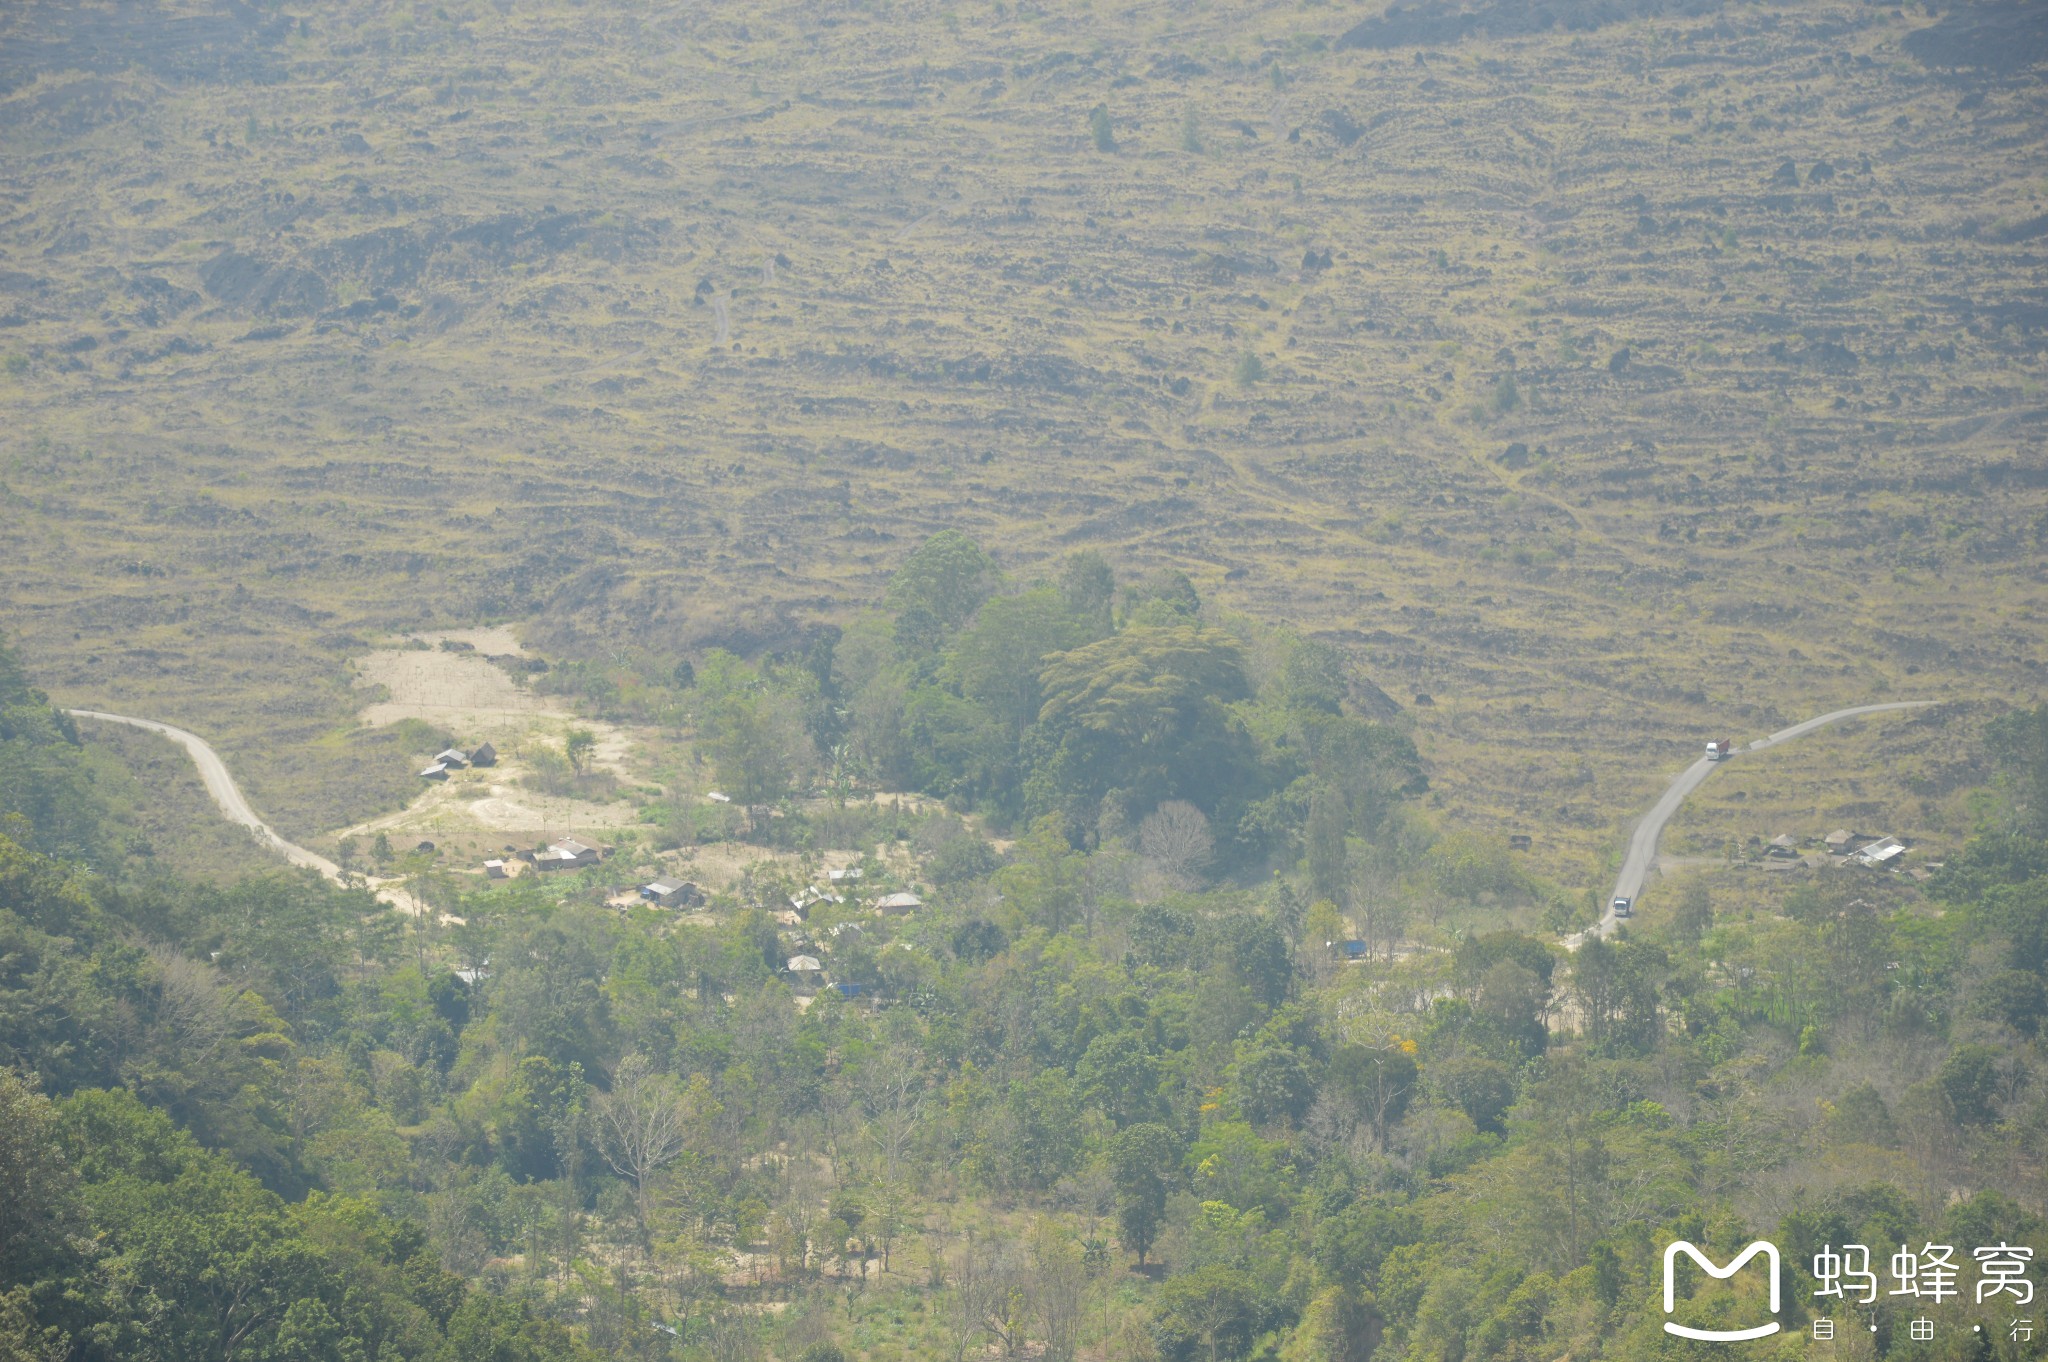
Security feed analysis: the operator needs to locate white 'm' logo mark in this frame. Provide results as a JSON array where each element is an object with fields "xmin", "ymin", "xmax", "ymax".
[{"xmin": 1663, "ymin": 1241, "xmax": 1783, "ymax": 1341}]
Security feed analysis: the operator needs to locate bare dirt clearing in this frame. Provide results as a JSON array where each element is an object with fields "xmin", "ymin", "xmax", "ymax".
[
  {"xmin": 352, "ymin": 631, "xmax": 633, "ymax": 770},
  {"xmin": 333, "ymin": 630, "xmax": 646, "ymax": 859},
  {"xmin": 332, "ymin": 776, "xmax": 642, "ymax": 847},
  {"xmin": 360, "ymin": 631, "xmax": 550, "ymax": 719}
]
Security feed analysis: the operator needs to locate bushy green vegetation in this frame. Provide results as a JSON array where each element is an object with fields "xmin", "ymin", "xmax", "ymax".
[
  {"xmin": 0, "ymin": 639, "xmax": 100, "ymax": 861},
  {"xmin": 684, "ymin": 537, "xmax": 1423, "ymax": 868},
  {"xmin": 6, "ymin": 627, "xmax": 2046, "ymax": 1361}
]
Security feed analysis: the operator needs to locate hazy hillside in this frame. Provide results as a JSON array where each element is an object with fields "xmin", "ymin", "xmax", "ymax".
[
  {"xmin": 2, "ymin": 0, "xmax": 2045, "ymax": 872},
  {"xmin": 5, "ymin": 8, "xmax": 2048, "ymax": 1355}
]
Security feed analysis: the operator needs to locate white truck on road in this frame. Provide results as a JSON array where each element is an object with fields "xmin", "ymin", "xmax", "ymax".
[{"xmin": 1705, "ymin": 738, "xmax": 1735, "ymax": 761}]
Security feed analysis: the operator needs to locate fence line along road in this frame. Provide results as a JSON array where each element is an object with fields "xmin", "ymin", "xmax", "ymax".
[
  {"xmin": 65, "ymin": 709, "xmax": 423, "ymax": 915},
  {"xmin": 1567, "ymin": 700, "xmax": 1941, "ymax": 949}
]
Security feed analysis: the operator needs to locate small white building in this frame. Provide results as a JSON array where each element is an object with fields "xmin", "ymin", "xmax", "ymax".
[{"xmin": 874, "ymin": 892, "xmax": 922, "ymax": 915}]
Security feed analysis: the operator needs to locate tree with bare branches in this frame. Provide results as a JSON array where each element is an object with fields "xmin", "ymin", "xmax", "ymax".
[
  {"xmin": 149, "ymin": 947, "xmax": 231, "ymax": 1066},
  {"xmin": 594, "ymin": 1055, "xmax": 710, "ymax": 1248},
  {"xmin": 1137, "ymin": 800, "xmax": 1213, "ymax": 891},
  {"xmin": 1030, "ymin": 1219, "xmax": 1085, "ymax": 1362},
  {"xmin": 855, "ymin": 1044, "xmax": 928, "ymax": 1185}
]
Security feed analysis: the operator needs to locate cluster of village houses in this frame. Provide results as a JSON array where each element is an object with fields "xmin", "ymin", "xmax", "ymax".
[
  {"xmin": 416, "ymin": 735, "xmax": 1924, "ymax": 1000},
  {"xmin": 406, "ymin": 735, "xmax": 926, "ymax": 1002},
  {"xmin": 1754, "ymin": 827, "xmax": 1919, "ymax": 872},
  {"xmin": 477, "ymin": 836, "xmax": 610, "ymax": 881},
  {"xmin": 775, "ymin": 868, "xmax": 925, "ymax": 996},
  {"xmin": 470, "ymin": 839, "xmax": 919, "ymax": 998}
]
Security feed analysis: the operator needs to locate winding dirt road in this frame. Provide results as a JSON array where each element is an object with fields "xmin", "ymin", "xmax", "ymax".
[
  {"xmin": 66, "ymin": 710, "xmax": 420, "ymax": 913},
  {"xmin": 1569, "ymin": 699, "xmax": 1940, "ymax": 947}
]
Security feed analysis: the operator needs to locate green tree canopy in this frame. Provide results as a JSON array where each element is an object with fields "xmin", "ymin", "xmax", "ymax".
[
  {"xmin": 884, "ymin": 531, "xmax": 998, "ymax": 654},
  {"xmin": 1110, "ymin": 1123, "xmax": 1179, "ymax": 1267},
  {"xmin": 0, "ymin": 633, "xmax": 99, "ymax": 860},
  {"xmin": 944, "ymin": 588, "xmax": 1091, "ymax": 735},
  {"xmin": 1032, "ymin": 624, "xmax": 1255, "ymax": 822},
  {"xmin": 1989, "ymin": 703, "xmax": 2048, "ymax": 836}
]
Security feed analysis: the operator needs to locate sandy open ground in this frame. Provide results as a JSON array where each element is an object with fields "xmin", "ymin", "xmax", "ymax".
[
  {"xmin": 332, "ymin": 631, "xmax": 641, "ymax": 857},
  {"xmin": 355, "ymin": 630, "xmax": 558, "ymax": 730},
  {"xmin": 354, "ymin": 629, "xmax": 628, "ymax": 768}
]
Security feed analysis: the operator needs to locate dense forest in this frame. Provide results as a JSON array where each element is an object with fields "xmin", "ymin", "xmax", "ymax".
[{"xmin": 3, "ymin": 545, "xmax": 2046, "ymax": 1362}]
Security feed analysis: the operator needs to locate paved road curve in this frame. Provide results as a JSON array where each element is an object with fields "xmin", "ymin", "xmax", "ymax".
[
  {"xmin": 1569, "ymin": 700, "xmax": 1940, "ymax": 947},
  {"xmin": 67, "ymin": 709, "xmax": 419, "ymax": 912}
]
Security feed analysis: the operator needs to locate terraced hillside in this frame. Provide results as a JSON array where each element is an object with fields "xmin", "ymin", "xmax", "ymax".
[{"xmin": 1, "ymin": 0, "xmax": 2043, "ymax": 878}]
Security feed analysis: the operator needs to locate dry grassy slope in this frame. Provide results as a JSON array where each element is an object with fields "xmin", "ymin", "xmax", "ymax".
[
  {"xmin": 0, "ymin": 0, "xmax": 2043, "ymax": 880},
  {"xmin": 65, "ymin": 719, "xmax": 295, "ymax": 883},
  {"xmin": 1660, "ymin": 701, "xmax": 1990, "ymax": 860}
]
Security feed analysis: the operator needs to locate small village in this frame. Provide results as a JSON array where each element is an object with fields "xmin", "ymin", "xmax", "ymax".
[
  {"xmin": 408, "ymin": 823, "xmax": 939, "ymax": 1010},
  {"xmin": 400, "ymin": 710, "xmax": 1942, "ymax": 1008},
  {"xmin": 1744, "ymin": 827, "xmax": 1926, "ymax": 875},
  {"xmin": 2, "ymin": 0, "xmax": 2043, "ymax": 1355}
]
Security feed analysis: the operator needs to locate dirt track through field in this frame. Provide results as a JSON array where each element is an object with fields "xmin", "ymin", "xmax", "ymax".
[{"xmin": 67, "ymin": 710, "xmax": 424, "ymax": 915}]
